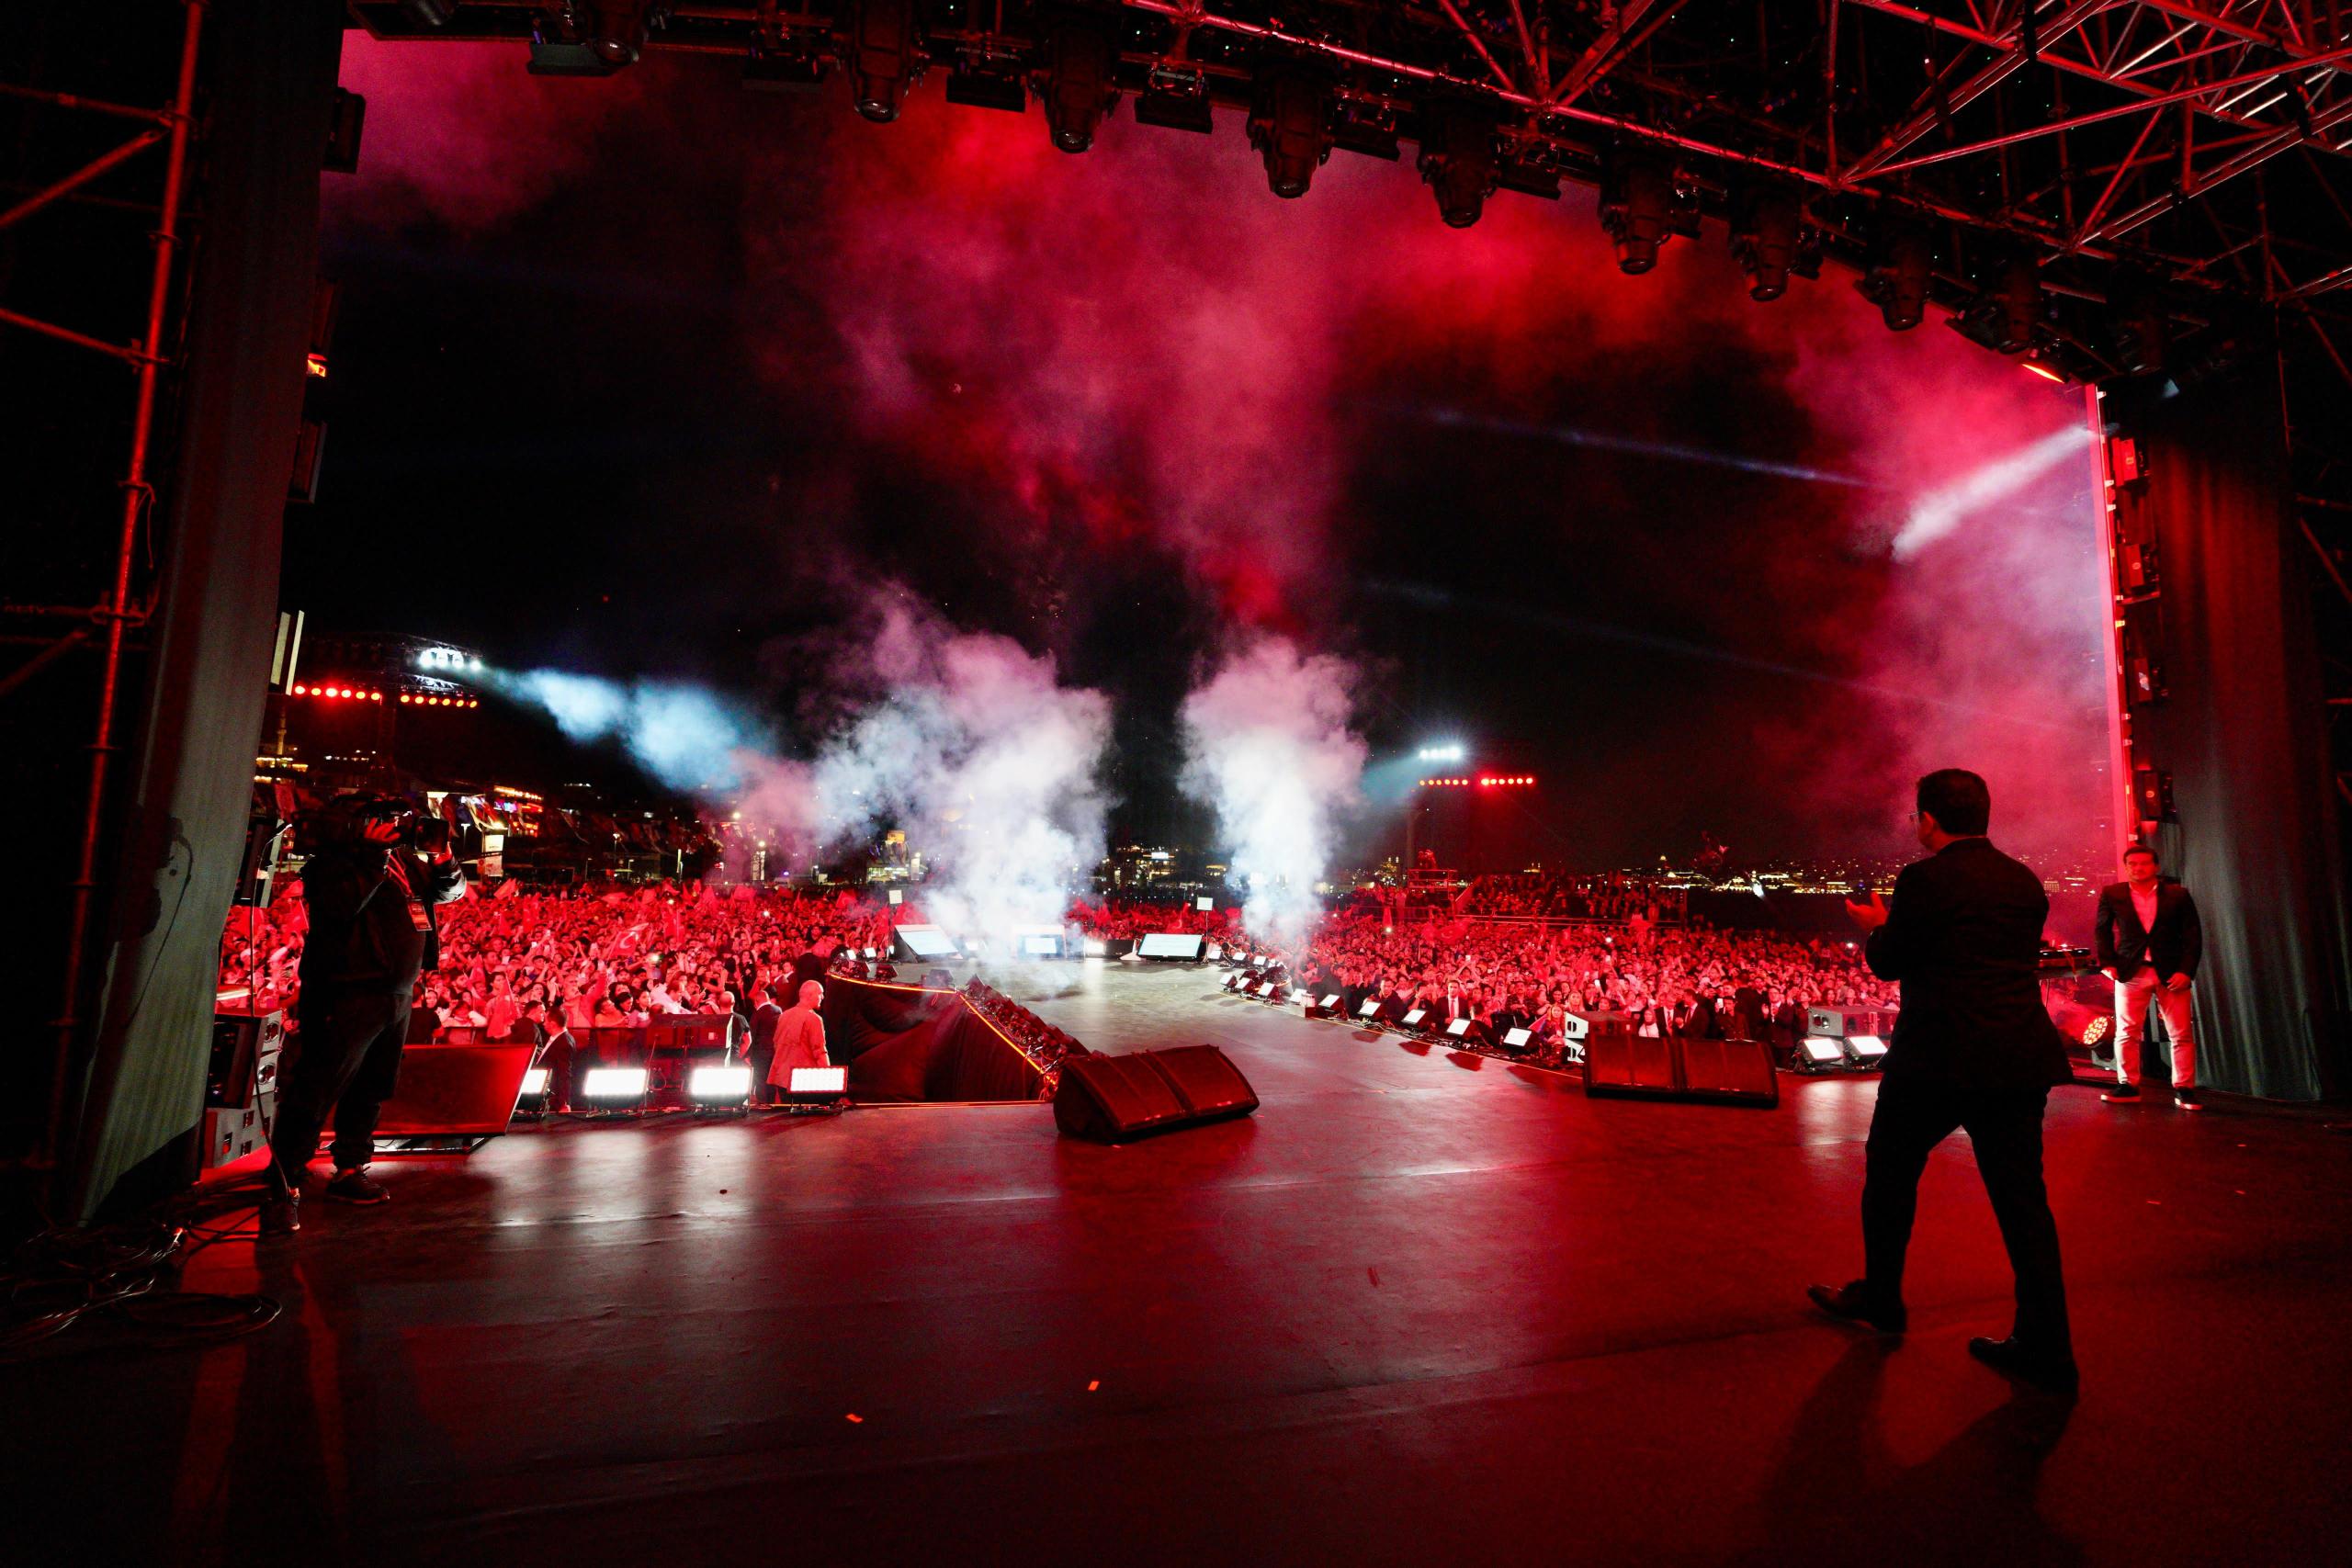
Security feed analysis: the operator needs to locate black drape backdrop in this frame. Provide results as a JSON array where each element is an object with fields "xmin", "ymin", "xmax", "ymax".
[
  {"xmin": 820, "ymin": 980, "xmax": 1046, "ymax": 1101},
  {"xmin": 2127, "ymin": 368, "xmax": 2350, "ymax": 1100},
  {"xmin": 67, "ymin": 4, "xmax": 343, "ymax": 1219}
]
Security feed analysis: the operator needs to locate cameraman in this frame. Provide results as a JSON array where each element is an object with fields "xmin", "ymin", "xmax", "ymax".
[{"xmin": 261, "ymin": 796, "xmax": 466, "ymax": 1236}]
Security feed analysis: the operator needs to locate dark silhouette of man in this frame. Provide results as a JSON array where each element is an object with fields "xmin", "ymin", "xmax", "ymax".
[
  {"xmin": 1809, "ymin": 769, "xmax": 2079, "ymax": 1396},
  {"xmin": 262, "ymin": 797, "xmax": 465, "ymax": 1236}
]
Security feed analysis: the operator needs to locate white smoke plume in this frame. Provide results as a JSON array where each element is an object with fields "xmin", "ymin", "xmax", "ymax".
[
  {"xmin": 749, "ymin": 598, "xmax": 1115, "ymax": 935},
  {"xmin": 509, "ymin": 670, "xmax": 764, "ymax": 795},
  {"xmin": 510, "ymin": 596, "xmax": 1114, "ymax": 936},
  {"xmin": 1179, "ymin": 637, "xmax": 1368, "ymax": 944}
]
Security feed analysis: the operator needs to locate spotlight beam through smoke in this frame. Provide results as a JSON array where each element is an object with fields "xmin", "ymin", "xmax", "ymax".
[
  {"xmin": 1893, "ymin": 426, "xmax": 2087, "ymax": 558},
  {"xmin": 1362, "ymin": 581, "xmax": 2080, "ymax": 733},
  {"xmin": 1417, "ymin": 406, "xmax": 1880, "ymax": 490}
]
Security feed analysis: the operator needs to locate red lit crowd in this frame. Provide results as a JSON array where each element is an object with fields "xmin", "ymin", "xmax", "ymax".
[
  {"xmin": 1240, "ymin": 908, "xmax": 1896, "ymax": 1053},
  {"xmin": 220, "ymin": 880, "xmax": 1892, "ymax": 1062},
  {"xmin": 220, "ymin": 880, "xmax": 906, "ymax": 1039},
  {"xmin": 1454, "ymin": 870, "xmax": 1684, "ymax": 922}
]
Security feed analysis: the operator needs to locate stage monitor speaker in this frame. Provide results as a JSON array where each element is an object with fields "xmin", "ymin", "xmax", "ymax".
[
  {"xmin": 1584, "ymin": 1032, "xmax": 1778, "ymax": 1108},
  {"xmin": 1054, "ymin": 1045, "xmax": 1259, "ymax": 1143},
  {"xmin": 1806, "ymin": 1007, "xmax": 1891, "ymax": 1039}
]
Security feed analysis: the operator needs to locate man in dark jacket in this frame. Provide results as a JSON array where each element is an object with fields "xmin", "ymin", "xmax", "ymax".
[
  {"xmin": 1808, "ymin": 769, "xmax": 2078, "ymax": 1395},
  {"xmin": 263, "ymin": 798, "xmax": 466, "ymax": 1235},
  {"xmin": 2094, "ymin": 843, "xmax": 2205, "ymax": 1109},
  {"xmin": 746, "ymin": 983, "xmax": 786, "ymax": 1105}
]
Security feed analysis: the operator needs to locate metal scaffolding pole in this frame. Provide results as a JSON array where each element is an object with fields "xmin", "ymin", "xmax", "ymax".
[{"xmin": 29, "ymin": 0, "xmax": 205, "ymax": 1194}]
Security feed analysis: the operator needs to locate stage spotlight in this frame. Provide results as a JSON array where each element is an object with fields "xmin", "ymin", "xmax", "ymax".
[
  {"xmin": 1857, "ymin": 224, "xmax": 1933, "ymax": 331},
  {"xmin": 1796, "ymin": 1035, "xmax": 1849, "ymax": 1073},
  {"xmin": 1727, "ymin": 183, "xmax": 1816, "ymax": 301},
  {"xmin": 1248, "ymin": 70, "xmax": 1332, "ymax": 198},
  {"xmin": 1843, "ymin": 1034, "xmax": 1888, "ymax": 1067},
  {"xmin": 1417, "ymin": 103, "xmax": 1498, "ymax": 228},
  {"xmin": 2106, "ymin": 266, "xmax": 2169, "ymax": 375},
  {"xmin": 589, "ymin": 2, "xmax": 649, "ymax": 67},
  {"xmin": 579, "ymin": 1066, "xmax": 650, "ymax": 1110},
  {"xmin": 514, "ymin": 1066, "xmax": 551, "ymax": 1118},
  {"xmin": 1043, "ymin": 19, "xmax": 1116, "ymax": 152},
  {"xmin": 1953, "ymin": 254, "xmax": 2041, "ymax": 355},
  {"xmin": 687, "ymin": 1064, "xmax": 754, "ymax": 1109},
  {"xmin": 850, "ymin": 0, "xmax": 917, "ymax": 123},
  {"xmin": 785, "ymin": 1066, "xmax": 850, "ymax": 1105},
  {"xmin": 1599, "ymin": 149, "xmax": 1694, "ymax": 273}
]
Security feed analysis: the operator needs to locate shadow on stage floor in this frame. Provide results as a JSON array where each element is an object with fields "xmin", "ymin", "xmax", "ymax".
[{"xmin": 7, "ymin": 963, "xmax": 2348, "ymax": 1566}]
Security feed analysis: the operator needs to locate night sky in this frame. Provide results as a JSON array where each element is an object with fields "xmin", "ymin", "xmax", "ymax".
[{"xmin": 291, "ymin": 37, "xmax": 2110, "ymax": 873}]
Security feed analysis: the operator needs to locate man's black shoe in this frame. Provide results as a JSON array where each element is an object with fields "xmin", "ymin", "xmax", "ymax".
[
  {"xmin": 325, "ymin": 1167, "xmax": 390, "ymax": 1205},
  {"xmin": 2175, "ymin": 1087, "xmax": 2206, "ymax": 1111},
  {"xmin": 1968, "ymin": 1336, "xmax": 2079, "ymax": 1397},
  {"xmin": 2101, "ymin": 1082, "xmax": 2141, "ymax": 1102},
  {"xmin": 1807, "ymin": 1280, "xmax": 1906, "ymax": 1335},
  {"xmin": 259, "ymin": 1191, "xmax": 300, "ymax": 1237}
]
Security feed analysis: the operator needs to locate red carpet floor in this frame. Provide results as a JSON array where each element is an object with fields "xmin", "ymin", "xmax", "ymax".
[{"xmin": 9, "ymin": 964, "xmax": 2351, "ymax": 1566}]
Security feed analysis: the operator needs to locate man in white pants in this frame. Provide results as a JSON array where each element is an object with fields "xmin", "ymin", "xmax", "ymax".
[{"xmin": 2095, "ymin": 844, "xmax": 2206, "ymax": 1110}]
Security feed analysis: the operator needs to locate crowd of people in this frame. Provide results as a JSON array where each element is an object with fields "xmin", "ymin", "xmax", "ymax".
[
  {"xmin": 220, "ymin": 879, "xmax": 906, "ymax": 1041},
  {"xmin": 1231, "ymin": 908, "xmax": 1896, "ymax": 1057},
  {"xmin": 220, "ymin": 872, "xmax": 1895, "ymax": 1089},
  {"xmin": 1453, "ymin": 870, "xmax": 1684, "ymax": 923}
]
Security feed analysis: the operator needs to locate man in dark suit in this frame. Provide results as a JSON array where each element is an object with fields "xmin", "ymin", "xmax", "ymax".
[
  {"xmin": 746, "ymin": 983, "xmax": 785, "ymax": 1104},
  {"xmin": 1808, "ymin": 769, "xmax": 2078, "ymax": 1396},
  {"xmin": 2094, "ymin": 843, "xmax": 2205, "ymax": 1109}
]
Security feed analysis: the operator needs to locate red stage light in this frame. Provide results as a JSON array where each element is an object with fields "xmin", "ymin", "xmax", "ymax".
[
  {"xmin": 290, "ymin": 683, "xmax": 305, "ymax": 695},
  {"xmin": 2022, "ymin": 359, "xmax": 2068, "ymax": 384},
  {"xmin": 369, "ymin": 691, "xmax": 382, "ymax": 702}
]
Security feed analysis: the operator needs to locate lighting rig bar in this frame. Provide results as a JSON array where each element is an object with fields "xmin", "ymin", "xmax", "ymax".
[{"xmin": 344, "ymin": 3, "xmax": 2349, "ymax": 388}]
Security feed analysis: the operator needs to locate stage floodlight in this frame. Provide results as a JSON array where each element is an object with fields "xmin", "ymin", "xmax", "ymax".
[
  {"xmin": 1600, "ymin": 149, "xmax": 1693, "ymax": 274},
  {"xmin": 786, "ymin": 1066, "xmax": 849, "ymax": 1102},
  {"xmin": 1319, "ymin": 994, "xmax": 1341, "ymax": 1010},
  {"xmin": 1444, "ymin": 1019, "xmax": 1473, "ymax": 1040},
  {"xmin": 850, "ymin": 0, "xmax": 916, "ymax": 122},
  {"xmin": 686, "ymin": 1062, "xmax": 752, "ymax": 1109},
  {"xmin": 1043, "ymin": 19, "xmax": 1115, "ymax": 152},
  {"xmin": 579, "ymin": 1066, "xmax": 650, "ymax": 1108},
  {"xmin": 1858, "ymin": 224, "xmax": 1933, "ymax": 331},
  {"xmin": 1844, "ymin": 1034, "xmax": 1889, "ymax": 1066},
  {"xmin": 1401, "ymin": 1008, "xmax": 1429, "ymax": 1030},
  {"xmin": 1502, "ymin": 1027, "xmax": 1532, "ymax": 1052},
  {"xmin": 1248, "ymin": 69, "xmax": 1332, "ymax": 197},
  {"xmin": 1798, "ymin": 1036, "xmax": 1848, "ymax": 1071},
  {"xmin": 519, "ymin": 1067, "xmax": 550, "ymax": 1096},
  {"xmin": 1196, "ymin": 896, "xmax": 1215, "ymax": 913},
  {"xmin": 589, "ymin": 1, "xmax": 649, "ymax": 66},
  {"xmin": 1082, "ymin": 936, "xmax": 1107, "ymax": 956},
  {"xmin": 1728, "ymin": 182, "xmax": 1815, "ymax": 301},
  {"xmin": 1204, "ymin": 942, "xmax": 1223, "ymax": 961},
  {"xmin": 514, "ymin": 1066, "xmax": 551, "ymax": 1118},
  {"xmin": 2107, "ymin": 266, "xmax": 2169, "ymax": 375},
  {"xmin": 1357, "ymin": 998, "xmax": 1382, "ymax": 1020},
  {"xmin": 1417, "ymin": 102, "xmax": 1498, "ymax": 228},
  {"xmin": 1225, "ymin": 974, "xmax": 1244, "ymax": 992}
]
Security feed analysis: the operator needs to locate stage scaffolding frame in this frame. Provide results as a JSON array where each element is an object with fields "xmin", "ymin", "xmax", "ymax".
[{"xmin": 0, "ymin": 1, "xmax": 206, "ymax": 1186}]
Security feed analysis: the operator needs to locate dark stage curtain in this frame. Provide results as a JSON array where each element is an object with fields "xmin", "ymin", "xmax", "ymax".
[
  {"xmin": 67, "ymin": 5, "xmax": 343, "ymax": 1218},
  {"xmin": 2127, "ymin": 370, "xmax": 2351, "ymax": 1100},
  {"xmin": 820, "ymin": 980, "xmax": 1046, "ymax": 1102}
]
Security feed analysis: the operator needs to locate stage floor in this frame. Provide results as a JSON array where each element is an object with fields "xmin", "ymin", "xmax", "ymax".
[{"xmin": 12, "ymin": 962, "xmax": 2352, "ymax": 1566}]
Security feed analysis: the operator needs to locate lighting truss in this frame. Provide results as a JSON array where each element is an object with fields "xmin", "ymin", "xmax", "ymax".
[{"xmin": 342, "ymin": 2, "xmax": 2352, "ymax": 388}]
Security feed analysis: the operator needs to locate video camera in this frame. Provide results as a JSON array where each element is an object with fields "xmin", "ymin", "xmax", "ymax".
[{"xmin": 297, "ymin": 793, "xmax": 449, "ymax": 856}]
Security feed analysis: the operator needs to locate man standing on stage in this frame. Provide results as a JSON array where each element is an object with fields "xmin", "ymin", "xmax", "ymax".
[
  {"xmin": 2095, "ymin": 843, "xmax": 2205, "ymax": 1111},
  {"xmin": 262, "ymin": 795, "xmax": 466, "ymax": 1236},
  {"xmin": 1809, "ymin": 769, "xmax": 2078, "ymax": 1396},
  {"xmin": 764, "ymin": 978, "xmax": 831, "ymax": 1096},
  {"xmin": 746, "ymin": 983, "xmax": 785, "ymax": 1104}
]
